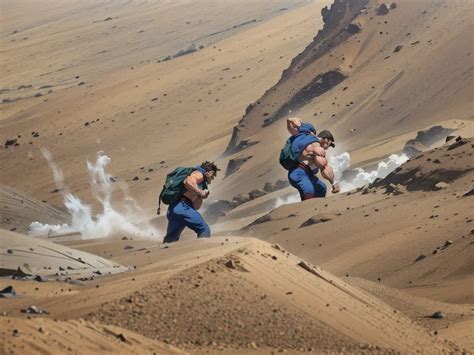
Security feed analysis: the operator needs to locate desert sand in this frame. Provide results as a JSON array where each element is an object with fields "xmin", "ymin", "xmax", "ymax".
[{"xmin": 1, "ymin": 0, "xmax": 473, "ymax": 354}]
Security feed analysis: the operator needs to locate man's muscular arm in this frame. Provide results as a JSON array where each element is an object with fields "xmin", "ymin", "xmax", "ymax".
[
  {"xmin": 287, "ymin": 117, "xmax": 302, "ymax": 136},
  {"xmin": 184, "ymin": 172, "xmax": 209, "ymax": 198},
  {"xmin": 309, "ymin": 144, "xmax": 340, "ymax": 193}
]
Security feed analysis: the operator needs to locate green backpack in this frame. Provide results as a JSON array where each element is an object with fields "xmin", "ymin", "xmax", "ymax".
[
  {"xmin": 157, "ymin": 167, "xmax": 195, "ymax": 215},
  {"xmin": 279, "ymin": 139, "xmax": 300, "ymax": 171},
  {"xmin": 279, "ymin": 134, "xmax": 319, "ymax": 171}
]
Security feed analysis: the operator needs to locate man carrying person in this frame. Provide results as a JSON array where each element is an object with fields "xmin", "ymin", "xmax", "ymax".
[
  {"xmin": 163, "ymin": 161, "xmax": 220, "ymax": 243},
  {"xmin": 284, "ymin": 117, "xmax": 340, "ymax": 200}
]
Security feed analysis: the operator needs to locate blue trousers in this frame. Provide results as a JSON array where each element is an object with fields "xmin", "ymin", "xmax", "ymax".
[
  {"xmin": 163, "ymin": 199, "xmax": 211, "ymax": 243},
  {"xmin": 288, "ymin": 167, "xmax": 327, "ymax": 201}
]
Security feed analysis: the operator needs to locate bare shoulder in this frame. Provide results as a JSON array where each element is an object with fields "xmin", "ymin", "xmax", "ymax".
[{"xmin": 191, "ymin": 170, "xmax": 204, "ymax": 183}]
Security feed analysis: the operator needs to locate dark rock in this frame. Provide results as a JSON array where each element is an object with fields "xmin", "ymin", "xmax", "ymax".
[
  {"xmin": 431, "ymin": 311, "xmax": 444, "ymax": 319},
  {"xmin": 393, "ymin": 45, "xmax": 403, "ymax": 53},
  {"xmin": 203, "ymin": 199, "xmax": 238, "ymax": 224},
  {"xmin": 275, "ymin": 179, "xmax": 289, "ymax": 190},
  {"xmin": 415, "ymin": 254, "xmax": 426, "ymax": 262},
  {"xmin": 225, "ymin": 156, "xmax": 252, "ymax": 177},
  {"xmin": 124, "ymin": 245, "xmax": 134, "ymax": 250},
  {"xmin": 132, "ymin": 176, "xmax": 139, "ymax": 181},
  {"xmin": 224, "ymin": 260, "xmax": 235, "ymax": 269},
  {"xmin": 116, "ymin": 333, "xmax": 127, "ymax": 342},
  {"xmin": 299, "ymin": 215, "xmax": 333, "ymax": 228},
  {"xmin": 385, "ymin": 183, "xmax": 403, "ymax": 195},
  {"xmin": 346, "ymin": 22, "xmax": 362, "ymax": 34},
  {"xmin": 389, "ymin": 2, "xmax": 397, "ymax": 9},
  {"xmin": 445, "ymin": 135, "xmax": 456, "ymax": 143},
  {"xmin": 403, "ymin": 141, "xmax": 426, "ymax": 157},
  {"xmin": 0, "ymin": 286, "xmax": 16, "ymax": 298},
  {"xmin": 376, "ymin": 4, "xmax": 389, "ymax": 15},
  {"xmin": 232, "ymin": 194, "xmax": 251, "ymax": 205},
  {"xmin": 248, "ymin": 189, "xmax": 266, "ymax": 200},
  {"xmin": 447, "ymin": 138, "xmax": 468, "ymax": 150},
  {"xmin": 34, "ymin": 275, "xmax": 48, "ymax": 282},
  {"xmin": 4, "ymin": 138, "xmax": 17, "ymax": 148},
  {"xmin": 243, "ymin": 214, "xmax": 272, "ymax": 230},
  {"xmin": 443, "ymin": 240, "xmax": 453, "ymax": 247},
  {"xmin": 263, "ymin": 182, "xmax": 275, "ymax": 193},
  {"xmin": 463, "ymin": 188, "xmax": 474, "ymax": 197}
]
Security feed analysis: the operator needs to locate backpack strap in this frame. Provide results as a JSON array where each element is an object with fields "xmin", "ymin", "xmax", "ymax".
[
  {"xmin": 157, "ymin": 186, "xmax": 165, "ymax": 215},
  {"xmin": 194, "ymin": 166, "xmax": 208, "ymax": 190}
]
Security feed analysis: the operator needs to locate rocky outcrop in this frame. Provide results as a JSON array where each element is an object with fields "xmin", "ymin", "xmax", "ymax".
[
  {"xmin": 225, "ymin": 156, "xmax": 252, "ymax": 178},
  {"xmin": 262, "ymin": 70, "xmax": 347, "ymax": 127},
  {"xmin": 224, "ymin": 0, "xmax": 369, "ymax": 155},
  {"xmin": 402, "ymin": 125, "xmax": 454, "ymax": 157}
]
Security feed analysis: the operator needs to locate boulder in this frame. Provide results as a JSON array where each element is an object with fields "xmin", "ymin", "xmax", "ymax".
[
  {"xmin": 447, "ymin": 138, "xmax": 468, "ymax": 150},
  {"xmin": 274, "ymin": 179, "xmax": 289, "ymax": 190},
  {"xmin": 248, "ymin": 189, "xmax": 266, "ymax": 200},
  {"xmin": 403, "ymin": 140, "xmax": 426, "ymax": 158},
  {"xmin": 376, "ymin": 4, "xmax": 389, "ymax": 15},
  {"xmin": 225, "ymin": 156, "xmax": 252, "ymax": 177},
  {"xmin": 346, "ymin": 22, "xmax": 362, "ymax": 34}
]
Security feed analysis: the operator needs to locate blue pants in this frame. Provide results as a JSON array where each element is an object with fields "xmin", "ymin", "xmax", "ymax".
[
  {"xmin": 288, "ymin": 167, "xmax": 327, "ymax": 201},
  {"xmin": 163, "ymin": 199, "xmax": 211, "ymax": 243}
]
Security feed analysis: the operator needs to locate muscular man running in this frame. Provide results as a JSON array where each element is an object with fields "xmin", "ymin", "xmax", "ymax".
[
  {"xmin": 286, "ymin": 117, "xmax": 340, "ymax": 200},
  {"xmin": 163, "ymin": 161, "xmax": 219, "ymax": 243}
]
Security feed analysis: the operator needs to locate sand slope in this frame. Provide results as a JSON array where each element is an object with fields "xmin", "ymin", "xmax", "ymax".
[
  {"xmin": 238, "ymin": 138, "xmax": 474, "ymax": 303},
  {"xmin": 0, "ymin": 229, "xmax": 126, "ymax": 279},
  {"xmin": 0, "ymin": 0, "xmax": 330, "ymax": 212},
  {"xmin": 0, "ymin": 184, "xmax": 69, "ymax": 234},
  {"xmin": 1, "ymin": 316, "xmax": 185, "ymax": 355},
  {"xmin": 221, "ymin": 0, "xmax": 474, "ymax": 197},
  {"xmin": 2, "ymin": 236, "xmax": 456, "ymax": 353}
]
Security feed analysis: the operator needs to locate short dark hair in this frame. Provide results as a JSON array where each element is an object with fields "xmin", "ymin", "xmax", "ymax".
[
  {"xmin": 318, "ymin": 130, "xmax": 335, "ymax": 147},
  {"xmin": 201, "ymin": 161, "xmax": 221, "ymax": 175}
]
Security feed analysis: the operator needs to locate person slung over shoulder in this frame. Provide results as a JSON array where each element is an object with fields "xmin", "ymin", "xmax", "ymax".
[{"xmin": 279, "ymin": 117, "xmax": 339, "ymax": 201}]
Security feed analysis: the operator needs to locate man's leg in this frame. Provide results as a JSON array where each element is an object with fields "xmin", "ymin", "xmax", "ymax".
[
  {"xmin": 311, "ymin": 177, "xmax": 327, "ymax": 198},
  {"xmin": 180, "ymin": 204, "xmax": 211, "ymax": 238},
  {"xmin": 289, "ymin": 168, "xmax": 315, "ymax": 201},
  {"xmin": 163, "ymin": 203, "xmax": 185, "ymax": 243}
]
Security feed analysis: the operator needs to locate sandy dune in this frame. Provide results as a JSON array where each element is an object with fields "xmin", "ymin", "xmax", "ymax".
[
  {"xmin": 0, "ymin": 229, "xmax": 126, "ymax": 279},
  {"xmin": 1, "ymin": 0, "xmax": 473, "ymax": 353},
  {"xmin": 1, "ymin": 236, "xmax": 462, "ymax": 353},
  {"xmin": 1, "ymin": 316, "xmax": 185, "ymax": 355},
  {"xmin": 0, "ymin": 184, "xmax": 69, "ymax": 234},
  {"xmin": 237, "ymin": 138, "xmax": 474, "ymax": 303}
]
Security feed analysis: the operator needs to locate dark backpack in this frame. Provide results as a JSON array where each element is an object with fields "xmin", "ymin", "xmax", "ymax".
[
  {"xmin": 279, "ymin": 134, "xmax": 319, "ymax": 171},
  {"xmin": 157, "ymin": 167, "xmax": 194, "ymax": 215},
  {"xmin": 157, "ymin": 167, "xmax": 209, "ymax": 215}
]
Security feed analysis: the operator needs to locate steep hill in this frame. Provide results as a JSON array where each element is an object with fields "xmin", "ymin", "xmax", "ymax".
[{"xmin": 220, "ymin": 0, "xmax": 473, "ymax": 197}]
